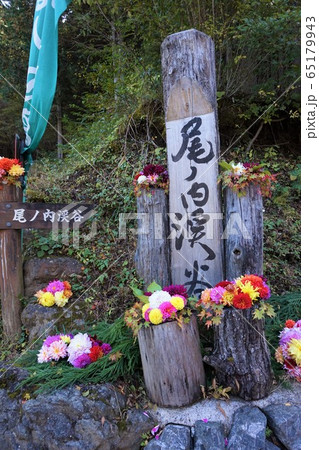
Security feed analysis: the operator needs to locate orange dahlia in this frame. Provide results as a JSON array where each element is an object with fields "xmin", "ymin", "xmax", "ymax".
[{"xmin": 285, "ymin": 319, "xmax": 295, "ymax": 329}]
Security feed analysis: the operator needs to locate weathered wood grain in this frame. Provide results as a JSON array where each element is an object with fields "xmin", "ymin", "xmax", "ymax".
[
  {"xmin": 138, "ymin": 315, "xmax": 205, "ymax": 407},
  {"xmin": 224, "ymin": 184, "xmax": 263, "ymax": 280},
  {"xmin": 135, "ymin": 189, "xmax": 170, "ymax": 288},
  {"xmin": 0, "ymin": 185, "xmax": 23, "ymax": 337},
  {"xmin": 204, "ymin": 307, "xmax": 273, "ymax": 400},
  {"xmin": 161, "ymin": 29, "xmax": 224, "ymax": 296}
]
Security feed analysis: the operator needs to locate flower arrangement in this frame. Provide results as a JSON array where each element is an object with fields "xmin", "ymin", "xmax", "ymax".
[
  {"xmin": 35, "ymin": 280, "xmax": 73, "ymax": 307},
  {"xmin": 196, "ymin": 274, "xmax": 275, "ymax": 327},
  {"xmin": 125, "ymin": 282, "xmax": 193, "ymax": 335},
  {"xmin": 0, "ymin": 157, "xmax": 25, "ymax": 187},
  {"xmin": 133, "ymin": 164, "xmax": 169, "ymax": 196},
  {"xmin": 37, "ymin": 332, "xmax": 112, "ymax": 368},
  {"xmin": 275, "ymin": 319, "xmax": 301, "ymax": 382},
  {"xmin": 218, "ymin": 160, "xmax": 276, "ymax": 197}
]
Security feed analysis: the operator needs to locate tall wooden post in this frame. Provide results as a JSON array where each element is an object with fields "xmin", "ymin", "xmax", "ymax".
[
  {"xmin": 204, "ymin": 184, "xmax": 273, "ymax": 400},
  {"xmin": 161, "ymin": 29, "xmax": 224, "ymax": 296},
  {"xmin": 0, "ymin": 185, "xmax": 23, "ymax": 338},
  {"xmin": 135, "ymin": 189, "xmax": 171, "ymax": 288}
]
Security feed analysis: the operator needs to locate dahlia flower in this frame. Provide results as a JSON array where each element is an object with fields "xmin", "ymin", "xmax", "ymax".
[
  {"xmin": 39, "ymin": 292, "xmax": 55, "ymax": 307},
  {"xmin": 210, "ymin": 286, "xmax": 226, "ymax": 304},
  {"xmin": 72, "ymin": 353, "xmax": 92, "ymax": 368},
  {"xmin": 163, "ymin": 284, "xmax": 188, "ymax": 297},
  {"xmin": 67, "ymin": 333, "xmax": 92, "ymax": 364},
  {"xmin": 149, "ymin": 290, "xmax": 171, "ymax": 309},
  {"xmin": 159, "ymin": 302, "xmax": 177, "ymax": 320},
  {"xmin": 46, "ymin": 280, "xmax": 65, "ymax": 294},
  {"xmin": 149, "ymin": 308, "xmax": 163, "ymax": 325},
  {"xmin": 170, "ymin": 296, "xmax": 185, "ymax": 310},
  {"xmin": 8, "ymin": 164, "xmax": 25, "ymax": 177},
  {"xmin": 49, "ymin": 340, "xmax": 68, "ymax": 361},
  {"xmin": 37, "ymin": 345, "xmax": 51, "ymax": 363}
]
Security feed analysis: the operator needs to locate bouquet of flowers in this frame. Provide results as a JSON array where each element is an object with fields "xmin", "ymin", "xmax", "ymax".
[
  {"xmin": 37, "ymin": 332, "xmax": 112, "ymax": 368},
  {"xmin": 133, "ymin": 164, "xmax": 169, "ymax": 197},
  {"xmin": 0, "ymin": 157, "xmax": 25, "ymax": 187},
  {"xmin": 218, "ymin": 160, "xmax": 276, "ymax": 197},
  {"xmin": 196, "ymin": 274, "xmax": 275, "ymax": 327},
  {"xmin": 35, "ymin": 280, "xmax": 73, "ymax": 308},
  {"xmin": 125, "ymin": 282, "xmax": 193, "ymax": 335},
  {"xmin": 275, "ymin": 319, "xmax": 301, "ymax": 382}
]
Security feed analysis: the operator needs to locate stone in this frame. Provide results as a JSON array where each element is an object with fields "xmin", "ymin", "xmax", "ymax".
[
  {"xmin": 265, "ymin": 440, "xmax": 281, "ymax": 449},
  {"xmin": 194, "ymin": 420, "xmax": 225, "ymax": 450},
  {"xmin": 21, "ymin": 300, "xmax": 86, "ymax": 342},
  {"xmin": 262, "ymin": 404, "xmax": 301, "ymax": 450},
  {"xmin": 24, "ymin": 257, "xmax": 83, "ymax": 297},
  {"xmin": 145, "ymin": 424, "xmax": 192, "ymax": 450},
  {"xmin": 116, "ymin": 409, "xmax": 156, "ymax": 450},
  {"xmin": 227, "ymin": 406, "xmax": 267, "ymax": 450}
]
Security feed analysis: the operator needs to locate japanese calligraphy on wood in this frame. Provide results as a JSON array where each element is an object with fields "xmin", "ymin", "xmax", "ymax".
[
  {"xmin": 0, "ymin": 202, "xmax": 95, "ymax": 230},
  {"xmin": 161, "ymin": 29, "xmax": 224, "ymax": 296}
]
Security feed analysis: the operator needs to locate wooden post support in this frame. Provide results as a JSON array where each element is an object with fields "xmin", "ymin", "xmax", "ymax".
[
  {"xmin": 224, "ymin": 184, "xmax": 263, "ymax": 279},
  {"xmin": 0, "ymin": 185, "xmax": 23, "ymax": 338},
  {"xmin": 204, "ymin": 184, "xmax": 273, "ymax": 400},
  {"xmin": 135, "ymin": 189, "xmax": 170, "ymax": 288},
  {"xmin": 161, "ymin": 29, "xmax": 224, "ymax": 296},
  {"xmin": 138, "ymin": 315, "xmax": 205, "ymax": 407}
]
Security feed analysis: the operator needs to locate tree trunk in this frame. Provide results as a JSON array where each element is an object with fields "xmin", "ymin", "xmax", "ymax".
[
  {"xmin": 138, "ymin": 314, "xmax": 205, "ymax": 407},
  {"xmin": 0, "ymin": 184, "xmax": 23, "ymax": 338},
  {"xmin": 161, "ymin": 29, "xmax": 224, "ymax": 296},
  {"xmin": 204, "ymin": 184, "xmax": 273, "ymax": 400},
  {"xmin": 135, "ymin": 189, "xmax": 170, "ymax": 288},
  {"xmin": 204, "ymin": 307, "xmax": 273, "ymax": 400}
]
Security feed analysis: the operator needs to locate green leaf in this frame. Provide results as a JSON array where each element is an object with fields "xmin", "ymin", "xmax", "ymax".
[
  {"xmin": 130, "ymin": 286, "xmax": 149, "ymax": 303},
  {"xmin": 147, "ymin": 281, "xmax": 162, "ymax": 293},
  {"xmin": 219, "ymin": 161, "xmax": 233, "ymax": 171}
]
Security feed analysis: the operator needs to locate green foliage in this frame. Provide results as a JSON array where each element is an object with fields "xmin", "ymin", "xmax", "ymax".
[{"xmin": 17, "ymin": 317, "xmax": 140, "ymax": 394}]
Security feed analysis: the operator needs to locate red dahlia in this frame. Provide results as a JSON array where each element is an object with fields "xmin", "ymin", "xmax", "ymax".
[
  {"xmin": 285, "ymin": 319, "xmax": 296, "ymax": 329},
  {"xmin": 214, "ymin": 281, "xmax": 232, "ymax": 289},
  {"xmin": 233, "ymin": 293, "xmax": 252, "ymax": 309},
  {"xmin": 89, "ymin": 345, "xmax": 104, "ymax": 362}
]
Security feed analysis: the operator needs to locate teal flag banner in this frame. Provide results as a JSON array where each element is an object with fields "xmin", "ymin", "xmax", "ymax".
[{"xmin": 21, "ymin": 0, "xmax": 71, "ymax": 169}]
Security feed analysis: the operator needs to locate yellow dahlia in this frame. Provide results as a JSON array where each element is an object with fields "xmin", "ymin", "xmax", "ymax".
[
  {"xmin": 149, "ymin": 308, "xmax": 163, "ymax": 325},
  {"xmin": 221, "ymin": 290, "xmax": 235, "ymax": 306},
  {"xmin": 54, "ymin": 291, "xmax": 68, "ymax": 307},
  {"xmin": 8, "ymin": 164, "xmax": 25, "ymax": 177},
  {"xmin": 39, "ymin": 292, "xmax": 55, "ymax": 307},
  {"xmin": 288, "ymin": 338, "xmax": 301, "ymax": 366},
  {"xmin": 236, "ymin": 280, "xmax": 259, "ymax": 301},
  {"xmin": 170, "ymin": 296, "xmax": 184, "ymax": 310}
]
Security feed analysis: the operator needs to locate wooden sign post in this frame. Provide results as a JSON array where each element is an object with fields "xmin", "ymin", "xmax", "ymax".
[
  {"xmin": 0, "ymin": 184, "xmax": 95, "ymax": 338},
  {"xmin": 161, "ymin": 29, "xmax": 224, "ymax": 296}
]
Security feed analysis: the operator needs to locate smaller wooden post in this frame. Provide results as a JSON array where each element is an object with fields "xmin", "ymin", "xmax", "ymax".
[
  {"xmin": 138, "ymin": 315, "xmax": 205, "ymax": 407},
  {"xmin": 204, "ymin": 184, "xmax": 273, "ymax": 400},
  {"xmin": 135, "ymin": 189, "xmax": 170, "ymax": 288},
  {"xmin": 0, "ymin": 185, "xmax": 23, "ymax": 338}
]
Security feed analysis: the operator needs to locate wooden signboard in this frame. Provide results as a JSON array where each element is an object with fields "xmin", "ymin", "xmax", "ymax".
[
  {"xmin": 161, "ymin": 30, "xmax": 224, "ymax": 296},
  {"xmin": 0, "ymin": 202, "xmax": 95, "ymax": 229}
]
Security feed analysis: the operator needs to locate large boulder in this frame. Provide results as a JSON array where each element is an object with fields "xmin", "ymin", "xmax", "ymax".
[
  {"xmin": 262, "ymin": 404, "xmax": 301, "ymax": 450},
  {"xmin": 21, "ymin": 300, "xmax": 86, "ymax": 342},
  {"xmin": 227, "ymin": 406, "xmax": 267, "ymax": 450},
  {"xmin": 24, "ymin": 257, "xmax": 83, "ymax": 298}
]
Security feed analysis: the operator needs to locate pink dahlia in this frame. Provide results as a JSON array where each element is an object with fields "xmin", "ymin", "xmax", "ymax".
[
  {"xmin": 210, "ymin": 286, "xmax": 226, "ymax": 304},
  {"xmin": 101, "ymin": 343, "xmax": 112, "ymax": 355},
  {"xmin": 48, "ymin": 340, "xmax": 68, "ymax": 361},
  {"xmin": 46, "ymin": 280, "xmax": 65, "ymax": 294},
  {"xmin": 159, "ymin": 302, "xmax": 177, "ymax": 320},
  {"xmin": 72, "ymin": 353, "xmax": 92, "ymax": 368},
  {"xmin": 43, "ymin": 335, "xmax": 61, "ymax": 347},
  {"xmin": 279, "ymin": 328, "xmax": 301, "ymax": 346}
]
